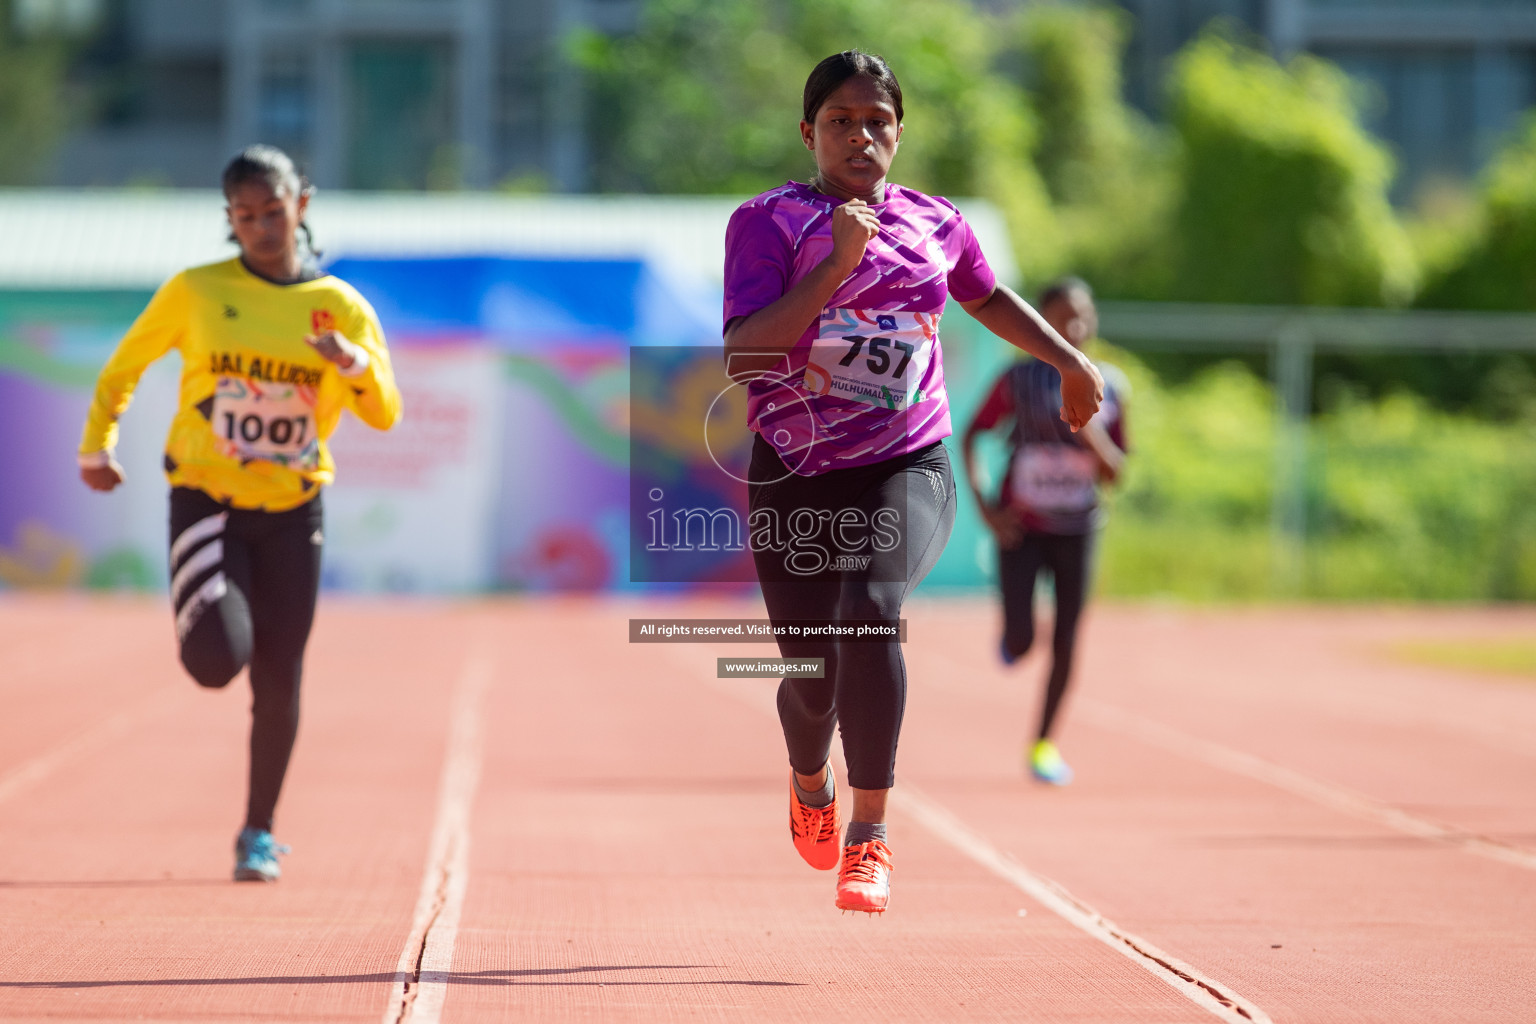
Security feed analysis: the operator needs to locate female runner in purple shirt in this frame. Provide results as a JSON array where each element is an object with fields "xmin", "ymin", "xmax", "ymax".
[{"xmin": 723, "ymin": 49, "xmax": 1103, "ymax": 914}]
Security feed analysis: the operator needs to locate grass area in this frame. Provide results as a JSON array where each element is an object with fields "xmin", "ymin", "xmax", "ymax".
[
  {"xmin": 1391, "ymin": 640, "xmax": 1536, "ymax": 680},
  {"xmin": 1091, "ymin": 351, "xmax": 1536, "ymax": 601}
]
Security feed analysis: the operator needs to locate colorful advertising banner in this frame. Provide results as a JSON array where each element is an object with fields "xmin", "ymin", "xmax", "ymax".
[{"xmin": 0, "ymin": 257, "xmax": 1007, "ymax": 594}]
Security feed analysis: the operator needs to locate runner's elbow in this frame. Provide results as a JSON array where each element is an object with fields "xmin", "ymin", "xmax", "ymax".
[{"xmin": 360, "ymin": 400, "xmax": 402, "ymax": 431}]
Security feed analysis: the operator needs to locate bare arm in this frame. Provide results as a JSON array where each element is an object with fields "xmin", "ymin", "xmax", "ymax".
[
  {"xmin": 724, "ymin": 200, "xmax": 880, "ymax": 361},
  {"xmin": 959, "ymin": 285, "xmax": 1103, "ymax": 430},
  {"xmin": 961, "ymin": 418, "xmax": 1023, "ymax": 548},
  {"xmin": 1076, "ymin": 420, "xmax": 1124, "ymax": 483},
  {"xmin": 959, "ymin": 422, "xmax": 990, "ymax": 510}
]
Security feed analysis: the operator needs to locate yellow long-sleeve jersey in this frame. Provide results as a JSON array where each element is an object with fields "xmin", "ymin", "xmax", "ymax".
[{"xmin": 79, "ymin": 257, "xmax": 402, "ymax": 512}]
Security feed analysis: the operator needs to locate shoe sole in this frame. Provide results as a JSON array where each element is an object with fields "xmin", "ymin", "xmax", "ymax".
[
  {"xmin": 835, "ymin": 897, "xmax": 888, "ymax": 914},
  {"xmin": 233, "ymin": 868, "xmax": 279, "ymax": 882},
  {"xmin": 835, "ymin": 884, "xmax": 891, "ymax": 914}
]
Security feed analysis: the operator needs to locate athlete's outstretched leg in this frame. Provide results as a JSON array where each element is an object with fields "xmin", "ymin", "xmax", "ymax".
[
  {"xmin": 749, "ymin": 436, "xmax": 843, "ymax": 779},
  {"xmin": 998, "ymin": 533, "xmax": 1045, "ymax": 664},
  {"xmin": 764, "ymin": 577, "xmax": 841, "ymax": 777},
  {"xmin": 243, "ymin": 497, "xmax": 323, "ymax": 833},
  {"xmin": 827, "ymin": 445, "xmax": 954, "ymax": 914},
  {"xmin": 1037, "ymin": 532, "xmax": 1091, "ymax": 741},
  {"xmin": 834, "ymin": 445, "xmax": 956, "ymax": 794},
  {"xmin": 170, "ymin": 488, "xmax": 253, "ymax": 689},
  {"xmin": 749, "ymin": 435, "xmax": 848, "ymax": 871}
]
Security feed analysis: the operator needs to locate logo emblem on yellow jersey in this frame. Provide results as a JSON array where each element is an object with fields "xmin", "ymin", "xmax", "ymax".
[{"xmin": 223, "ymin": 305, "xmax": 238, "ymax": 319}]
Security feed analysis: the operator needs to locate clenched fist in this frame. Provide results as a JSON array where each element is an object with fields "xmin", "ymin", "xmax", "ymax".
[
  {"xmin": 304, "ymin": 329, "xmax": 361, "ymax": 370},
  {"xmin": 828, "ymin": 199, "xmax": 880, "ymax": 276},
  {"xmin": 1058, "ymin": 357, "xmax": 1104, "ymax": 432}
]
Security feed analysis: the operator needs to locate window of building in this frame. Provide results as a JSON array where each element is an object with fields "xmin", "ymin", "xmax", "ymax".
[
  {"xmin": 345, "ymin": 41, "xmax": 456, "ymax": 189},
  {"xmin": 259, "ymin": 53, "xmax": 312, "ymax": 157}
]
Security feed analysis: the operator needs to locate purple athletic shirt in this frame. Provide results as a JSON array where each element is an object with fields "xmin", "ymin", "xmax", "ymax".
[{"xmin": 723, "ymin": 180, "xmax": 997, "ymax": 475}]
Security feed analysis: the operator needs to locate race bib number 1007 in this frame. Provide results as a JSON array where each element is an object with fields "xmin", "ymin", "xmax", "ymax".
[
  {"xmin": 803, "ymin": 308, "xmax": 938, "ymax": 411},
  {"xmin": 211, "ymin": 377, "xmax": 320, "ymax": 470}
]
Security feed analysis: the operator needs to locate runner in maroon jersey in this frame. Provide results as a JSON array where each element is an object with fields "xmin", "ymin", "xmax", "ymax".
[{"xmin": 962, "ymin": 277, "xmax": 1129, "ymax": 785}]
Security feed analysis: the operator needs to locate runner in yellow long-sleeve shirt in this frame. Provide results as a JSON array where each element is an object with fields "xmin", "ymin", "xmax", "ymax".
[{"xmin": 78, "ymin": 145, "xmax": 402, "ymax": 882}]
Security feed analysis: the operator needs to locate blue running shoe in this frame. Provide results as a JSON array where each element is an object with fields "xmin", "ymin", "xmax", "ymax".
[
  {"xmin": 234, "ymin": 827, "xmax": 290, "ymax": 882},
  {"xmin": 1029, "ymin": 739, "xmax": 1074, "ymax": 786}
]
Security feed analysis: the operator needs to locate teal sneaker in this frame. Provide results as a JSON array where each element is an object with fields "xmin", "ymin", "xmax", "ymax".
[
  {"xmin": 1029, "ymin": 739, "xmax": 1074, "ymax": 786},
  {"xmin": 234, "ymin": 827, "xmax": 290, "ymax": 882}
]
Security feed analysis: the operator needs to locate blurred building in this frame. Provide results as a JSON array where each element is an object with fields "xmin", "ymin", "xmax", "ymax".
[
  {"xmin": 1116, "ymin": 0, "xmax": 1536, "ymax": 198},
  {"xmin": 28, "ymin": 0, "xmax": 639, "ymax": 191}
]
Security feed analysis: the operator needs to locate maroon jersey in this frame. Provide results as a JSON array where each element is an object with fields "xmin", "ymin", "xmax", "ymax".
[{"xmin": 971, "ymin": 358, "xmax": 1129, "ymax": 535}]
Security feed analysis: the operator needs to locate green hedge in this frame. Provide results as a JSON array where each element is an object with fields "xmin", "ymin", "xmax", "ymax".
[
  {"xmin": 1420, "ymin": 115, "xmax": 1536, "ymax": 311},
  {"xmin": 1164, "ymin": 30, "xmax": 1417, "ymax": 307},
  {"xmin": 1097, "ymin": 352, "xmax": 1536, "ymax": 601}
]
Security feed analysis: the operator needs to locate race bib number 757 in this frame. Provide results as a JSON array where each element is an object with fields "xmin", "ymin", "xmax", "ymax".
[
  {"xmin": 803, "ymin": 308, "xmax": 938, "ymax": 411},
  {"xmin": 211, "ymin": 376, "xmax": 320, "ymax": 470}
]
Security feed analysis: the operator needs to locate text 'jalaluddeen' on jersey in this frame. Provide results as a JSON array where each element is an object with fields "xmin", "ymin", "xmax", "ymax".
[{"xmin": 79, "ymin": 258, "xmax": 402, "ymax": 512}]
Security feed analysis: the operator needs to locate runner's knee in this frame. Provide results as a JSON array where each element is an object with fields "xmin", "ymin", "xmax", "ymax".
[
  {"xmin": 837, "ymin": 581, "xmax": 903, "ymax": 625},
  {"xmin": 249, "ymin": 661, "xmax": 302, "ymax": 717},
  {"xmin": 178, "ymin": 607, "xmax": 251, "ymax": 689},
  {"xmin": 779, "ymin": 675, "xmax": 835, "ymax": 719},
  {"xmin": 180, "ymin": 640, "xmax": 242, "ymax": 689}
]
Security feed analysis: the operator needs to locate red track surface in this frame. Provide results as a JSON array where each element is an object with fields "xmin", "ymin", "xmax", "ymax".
[{"xmin": 1, "ymin": 594, "xmax": 1533, "ymax": 1022}]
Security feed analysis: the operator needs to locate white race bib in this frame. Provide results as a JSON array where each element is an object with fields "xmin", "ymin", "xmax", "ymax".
[
  {"xmin": 803, "ymin": 308, "xmax": 938, "ymax": 412},
  {"xmin": 1011, "ymin": 444, "xmax": 1098, "ymax": 512},
  {"xmin": 211, "ymin": 377, "xmax": 319, "ymax": 470}
]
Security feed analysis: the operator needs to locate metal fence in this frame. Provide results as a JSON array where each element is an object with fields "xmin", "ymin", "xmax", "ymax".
[{"xmin": 1098, "ymin": 302, "xmax": 1536, "ymax": 593}]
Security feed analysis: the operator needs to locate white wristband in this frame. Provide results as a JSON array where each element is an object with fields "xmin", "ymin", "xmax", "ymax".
[
  {"xmin": 337, "ymin": 346, "xmax": 370, "ymax": 378},
  {"xmin": 77, "ymin": 449, "xmax": 115, "ymax": 470}
]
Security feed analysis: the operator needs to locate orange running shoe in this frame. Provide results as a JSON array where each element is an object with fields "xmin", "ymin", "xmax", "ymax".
[
  {"xmin": 789, "ymin": 770, "xmax": 840, "ymax": 871},
  {"xmin": 835, "ymin": 839, "xmax": 893, "ymax": 913}
]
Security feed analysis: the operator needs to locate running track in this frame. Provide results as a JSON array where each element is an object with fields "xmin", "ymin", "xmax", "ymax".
[{"xmin": 1, "ymin": 594, "xmax": 1533, "ymax": 1022}]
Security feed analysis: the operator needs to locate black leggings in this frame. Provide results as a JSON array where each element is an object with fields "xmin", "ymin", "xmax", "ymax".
[
  {"xmin": 169, "ymin": 487, "xmax": 322, "ymax": 833},
  {"xmin": 748, "ymin": 436, "xmax": 956, "ymax": 791},
  {"xmin": 998, "ymin": 530, "xmax": 1092, "ymax": 740}
]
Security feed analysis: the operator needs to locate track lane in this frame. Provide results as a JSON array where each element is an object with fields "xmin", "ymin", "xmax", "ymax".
[
  {"xmin": 0, "ymin": 595, "xmax": 179, "ymax": 782},
  {"xmin": 3, "ymin": 596, "xmax": 1533, "ymax": 1022},
  {"xmin": 902, "ymin": 599, "xmax": 1536, "ymax": 1023},
  {"xmin": 440, "ymin": 597, "xmax": 1229, "ymax": 1023},
  {"xmin": 0, "ymin": 599, "xmax": 471, "ymax": 1022}
]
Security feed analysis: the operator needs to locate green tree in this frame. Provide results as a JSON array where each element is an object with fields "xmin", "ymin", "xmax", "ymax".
[
  {"xmin": 576, "ymin": 0, "xmax": 1059, "ymax": 281},
  {"xmin": 1019, "ymin": 2, "xmax": 1148, "ymax": 208},
  {"xmin": 1165, "ymin": 29, "xmax": 1416, "ymax": 306},
  {"xmin": 0, "ymin": 0, "xmax": 70, "ymax": 184},
  {"xmin": 1419, "ymin": 114, "xmax": 1536, "ymax": 311},
  {"xmin": 1011, "ymin": 1, "xmax": 1172, "ymax": 296}
]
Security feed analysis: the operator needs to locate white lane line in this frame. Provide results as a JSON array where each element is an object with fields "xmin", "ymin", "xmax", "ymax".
[
  {"xmin": 678, "ymin": 650, "xmax": 1272, "ymax": 1024},
  {"xmin": 1079, "ymin": 699, "xmax": 1536, "ymax": 873},
  {"xmin": 894, "ymin": 784, "xmax": 1272, "ymax": 1024},
  {"xmin": 0, "ymin": 689, "xmax": 180, "ymax": 808},
  {"xmin": 382, "ymin": 648, "xmax": 493, "ymax": 1024}
]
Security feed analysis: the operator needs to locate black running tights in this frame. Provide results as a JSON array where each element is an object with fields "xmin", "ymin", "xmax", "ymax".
[
  {"xmin": 748, "ymin": 436, "xmax": 956, "ymax": 792},
  {"xmin": 998, "ymin": 530, "xmax": 1092, "ymax": 741},
  {"xmin": 168, "ymin": 487, "xmax": 322, "ymax": 833}
]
